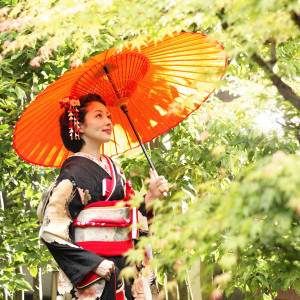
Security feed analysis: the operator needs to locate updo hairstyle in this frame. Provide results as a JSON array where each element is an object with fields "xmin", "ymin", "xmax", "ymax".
[{"xmin": 59, "ymin": 93, "xmax": 106, "ymax": 153}]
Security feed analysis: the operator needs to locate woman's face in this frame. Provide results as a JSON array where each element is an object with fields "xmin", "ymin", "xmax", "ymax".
[{"xmin": 79, "ymin": 101, "xmax": 112, "ymax": 146}]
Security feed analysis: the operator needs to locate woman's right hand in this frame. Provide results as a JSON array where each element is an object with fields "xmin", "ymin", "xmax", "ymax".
[{"xmin": 93, "ymin": 259, "xmax": 115, "ymax": 281}]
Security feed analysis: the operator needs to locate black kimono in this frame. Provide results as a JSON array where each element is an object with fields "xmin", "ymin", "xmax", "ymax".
[{"xmin": 39, "ymin": 153, "xmax": 150, "ymax": 300}]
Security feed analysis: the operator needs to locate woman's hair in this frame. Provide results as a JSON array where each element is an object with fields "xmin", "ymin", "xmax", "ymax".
[{"xmin": 59, "ymin": 93, "xmax": 106, "ymax": 152}]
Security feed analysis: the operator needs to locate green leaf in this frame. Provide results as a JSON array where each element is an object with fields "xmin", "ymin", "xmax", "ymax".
[
  {"xmin": 29, "ymin": 267, "xmax": 38, "ymax": 277},
  {"xmin": 3, "ymin": 158, "xmax": 16, "ymax": 167},
  {"xmin": 256, "ymin": 275, "xmax": 270, "ymax": 289},
  {"xmin": 15, "ymin": 279, "xmax": 32, "ymax": 291}
]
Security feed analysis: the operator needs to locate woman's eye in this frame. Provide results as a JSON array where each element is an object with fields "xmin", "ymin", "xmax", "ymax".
[
  {"xmin": 107, "ymin": 115, "xmax": 112, "ymax": 119},
  {"xmin": 96, "ymin": 114, "xmax": 102, "ymax": 118}
]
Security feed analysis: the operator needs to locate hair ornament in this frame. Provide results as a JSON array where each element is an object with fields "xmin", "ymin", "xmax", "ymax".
[{"xmin": 59, "ymin": 97, "xmax": 81, "ymax": 140}]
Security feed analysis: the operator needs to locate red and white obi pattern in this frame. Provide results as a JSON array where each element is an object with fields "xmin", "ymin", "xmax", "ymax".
[{"xmin": 75, "ymin": 206, "xmax": 131, "ymax": 243}]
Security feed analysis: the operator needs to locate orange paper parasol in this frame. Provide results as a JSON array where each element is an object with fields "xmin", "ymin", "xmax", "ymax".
[{"xmin": 13, "ymin": 32, "xmax": 227, "ymax": 168}]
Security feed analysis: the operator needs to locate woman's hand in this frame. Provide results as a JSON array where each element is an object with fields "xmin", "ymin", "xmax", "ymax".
[
  {"xmin": 145, "ymin": 169, "xmax": 168, "ymax": 205},
  {"xmin": 93, "ymin": 259, "xmax": 115, "ymax": 281}
]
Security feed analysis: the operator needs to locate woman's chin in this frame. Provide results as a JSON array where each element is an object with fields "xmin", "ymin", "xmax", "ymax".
[{"xmin": 102, "ymin": 137, "xmax": 112, "ymax": 143}]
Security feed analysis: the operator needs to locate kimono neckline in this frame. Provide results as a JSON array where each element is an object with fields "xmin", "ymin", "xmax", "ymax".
[{"xmin": 71, "ymin": 152, "xmax": 112, "ymax": 178}]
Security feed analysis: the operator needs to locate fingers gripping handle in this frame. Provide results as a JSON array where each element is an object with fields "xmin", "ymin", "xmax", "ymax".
[{"xmin": 151, "ymin": 167, "xmax": 168, "ymax": 197}]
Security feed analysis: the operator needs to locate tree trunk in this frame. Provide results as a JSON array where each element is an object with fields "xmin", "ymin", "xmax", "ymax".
[
  {"xmin": 0, "ymin": 191, "xmax": 11, "ymax": 300},
  {"xmin": 51, "ymin": 271, "xmax": 59, "ymax": 300},
  {"xmin": 0, "ymin": 288, "xmax": 8, "ymax": 300},
  {"xmin": 252, "ymin": 54, "xmax": 300, "ymax": 111},
  {"xmin": 177, "ymin": 279, "xmax": 189, "ymax": 300},
  {"xmin": 32, "ymin": 268, "xmax": 42, "ymax": 300},
  {"xmin": 164, "ymin": 273, "xmax": 179, "ymax": 300},
  {"xmin": 269, "ymin": 75, "xmax": 300, "ymax": 111},
  {"xmin": 13, "ymin": 290, "xmax": 24, "ymax": 300},
  {"xmin": 13, "ymin": 267, "xmax": 24, "ymax": 300},
  {"xmin": 189, "ymin": 260, "xmax": 213, "ymax": 300}
]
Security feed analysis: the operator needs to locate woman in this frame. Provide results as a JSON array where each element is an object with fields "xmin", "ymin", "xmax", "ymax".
[{"xmin": 39, "ymin": 93, "xmax": 168, "ymax": 300}]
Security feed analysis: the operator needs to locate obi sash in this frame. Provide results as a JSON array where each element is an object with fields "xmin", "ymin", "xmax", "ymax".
[{"xmin": 74, "ymin": 201, "xmax": 138, "ymax": 256}]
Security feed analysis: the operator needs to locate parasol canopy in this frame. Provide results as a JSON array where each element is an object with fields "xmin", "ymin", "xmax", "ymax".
[{"xmin": 13, "ymin": 32, "xmax": 227, "ymax": 168}]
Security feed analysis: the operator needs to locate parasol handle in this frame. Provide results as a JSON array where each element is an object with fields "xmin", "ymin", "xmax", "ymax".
[
  {"xmin": 121, "ymin": 105, "xmax": 167, "ymax": 197},
  {"xmin": 120, "ymin": 105, "xmax": 157, "ymax": 172}
]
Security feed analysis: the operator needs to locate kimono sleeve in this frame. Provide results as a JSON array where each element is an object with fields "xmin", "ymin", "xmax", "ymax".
[
  {"xmin": 39, "ymin": 178, "xmax": 104, "ymax": 287},
  {"xmin": 138, "ymin": 198, "xmax": 154, "ymax": 221},
  {"xmin": 116, "ymin": 163, "xmax": 153, "ymax": 219}
]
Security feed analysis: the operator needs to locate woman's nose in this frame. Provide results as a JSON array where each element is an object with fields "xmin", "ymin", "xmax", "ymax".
[{"xmin": 106, "ymin": 117, "xmax": 112, "ymax": 125}]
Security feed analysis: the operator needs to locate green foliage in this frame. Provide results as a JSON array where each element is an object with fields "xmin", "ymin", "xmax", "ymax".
[
  {"xmin": 120, "ymin": 94, "xmax": 299, "ymax": 190},
  {"xmin": 120, "ymin": 96, "xmax": 299, "ymax": 298},
  {"xmin": 213, "ymin": 151, "xmax": 300, "ymax": 298},
  {"xmin": 0, "ymin": 0, "xmax": 299, "ymax": 298},
  {"xmin": 0, "ymin": 30, "xmax": 72, "ymax": 297},
  {"xmin": 124, "ymin": 145, "xmax": 300, "ymax": 299},
  {"xmin": 1, "ymin": 0, "xmax": 299, "ymax": 96}
]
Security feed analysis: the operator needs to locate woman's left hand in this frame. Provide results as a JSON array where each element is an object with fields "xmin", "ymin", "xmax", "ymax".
[{"xmin": 146, "ymin": 169, "xmax": 168, "ymax": 203}]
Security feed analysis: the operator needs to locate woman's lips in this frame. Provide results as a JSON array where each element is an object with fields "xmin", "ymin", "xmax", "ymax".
[{"xmin": 103, "ymin": 129, "xmax": 111, "ymax": 134}]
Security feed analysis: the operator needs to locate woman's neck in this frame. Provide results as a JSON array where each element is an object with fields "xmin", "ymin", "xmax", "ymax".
[{"xmin": 79, "ymin": 143, "xmax": 102, "ymax": 160}]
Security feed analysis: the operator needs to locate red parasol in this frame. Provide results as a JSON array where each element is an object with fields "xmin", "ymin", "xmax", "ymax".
[{"xmin": 13, "ymin": 32, "xmax": 227, "ymax": 168}]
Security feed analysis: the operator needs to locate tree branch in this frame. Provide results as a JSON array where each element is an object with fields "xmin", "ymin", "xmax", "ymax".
[
  {"xmin": 269, "ymin": 38, "xmax": 277, "ymax": 66},
  {"xmin": 263, "ymin": 38, "xmax": 277, "ymax": 65},
  {"xmin": 252, "ymin": 53, "xmax": 300, "ymax": 111},
  {"xmin": 216, "ymin": 7, "xmax": 229, "ymax": 30},
  {"xmin": 290, "ymin": 10, "xmax": 300, "ymax": 29}
]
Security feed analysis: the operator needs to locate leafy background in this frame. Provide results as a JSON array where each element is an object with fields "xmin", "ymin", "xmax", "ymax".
[{"xmin": 0, "ymin": 0, "xmax": 299, "ymax": 299}]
